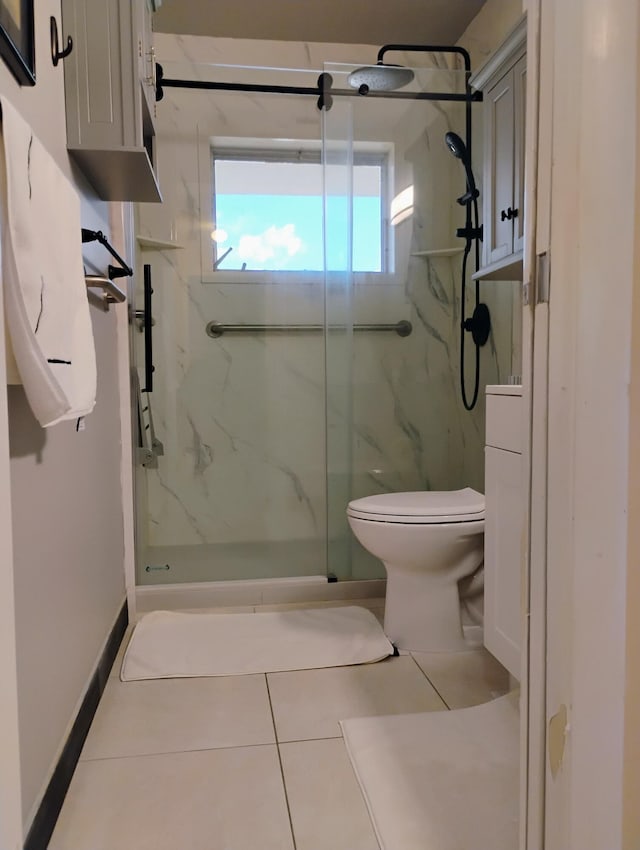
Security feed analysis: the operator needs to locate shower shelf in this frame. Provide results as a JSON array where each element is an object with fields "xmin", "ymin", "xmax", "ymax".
[
  {"xmin": 136, "ymin": 236, "xmax": 184, "ymax": 250},
  {"xmin": 411, "ymin": 247, "xmax": 465, "ymax": 258}
]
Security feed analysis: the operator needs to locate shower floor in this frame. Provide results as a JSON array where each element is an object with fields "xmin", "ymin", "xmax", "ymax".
[{"xmin": 141, "ymin": 539, "xmax": 327, "ymax": 584}]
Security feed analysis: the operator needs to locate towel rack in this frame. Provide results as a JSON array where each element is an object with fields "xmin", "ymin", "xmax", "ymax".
[
  {"xmin": 85, "ymin": 275, "xmax": 126, "ymax": 309},
  {"xmin": 206, "ymin": 319, "xmax": 413, "ymax": 338},
  {"xmin": 81, "ymin": 228, "xmax": 133, "ymax": 280}
]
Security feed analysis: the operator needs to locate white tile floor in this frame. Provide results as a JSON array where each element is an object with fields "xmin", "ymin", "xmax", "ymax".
[{"xmin": 49, "ymin": 600, "xmax": 510, "ymax": 850}]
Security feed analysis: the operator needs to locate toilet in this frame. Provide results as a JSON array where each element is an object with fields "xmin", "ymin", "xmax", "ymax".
[{"xmin": 347, "ymin": 488, "xmax": 485, "ymax": 652}]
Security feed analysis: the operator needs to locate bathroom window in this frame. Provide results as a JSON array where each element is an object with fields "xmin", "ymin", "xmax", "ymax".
[{"xmin": 210, "ymin": 143, "xmax": 390, "ymax": 274}]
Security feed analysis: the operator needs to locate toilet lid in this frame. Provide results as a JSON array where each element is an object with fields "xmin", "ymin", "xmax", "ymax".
[{"xmin": 347, "ymin": 487, "xmax": 485, "ymax": 524}]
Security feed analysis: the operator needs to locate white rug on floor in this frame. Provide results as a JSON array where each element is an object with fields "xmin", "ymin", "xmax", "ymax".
[
  {"xmin": 341, "ymin": 692, "xmax": 520, "ymax": 850},
  {"xmin": 121, "ymin": 606, "xmax": 394, "ymax": 680}
]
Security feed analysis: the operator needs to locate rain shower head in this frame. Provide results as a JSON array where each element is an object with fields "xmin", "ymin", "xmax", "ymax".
[
  {"xmin": 445, "ymin": 131, "xmax": 478, "ymax": 204},
  {"xmin": 347, "ymin": 63, "xmax": 415, "ymax": 93}
]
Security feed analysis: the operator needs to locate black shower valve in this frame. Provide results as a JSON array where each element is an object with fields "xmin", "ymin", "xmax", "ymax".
[{"xmin": 462, "ymin": 303, "xmax": 491, "ymax": 347}]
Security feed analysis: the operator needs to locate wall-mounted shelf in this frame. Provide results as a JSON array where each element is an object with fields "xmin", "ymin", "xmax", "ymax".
[
  {"xmin": 136, "ymin": 236, "xmax": 184, "ymax": 250},
  {"xmin": 472, "ymin": 251, "xmax": 523, "ymax": 281},
  {"xmin": 411, "ymin": 247, "xmax": 465, "ymax": 258}
]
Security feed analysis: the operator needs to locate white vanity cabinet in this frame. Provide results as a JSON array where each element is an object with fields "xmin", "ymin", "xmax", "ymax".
[
  {"xmin": 471, "ymin": 17, "xmax": 526, "ymax": 281},
  {"xmin": 484, "ymin": 385, "xmax": 523, "ymax": 679},
  {"xmin": 61, "ymin": 0, "xmax": 161, "ymax": 202}
]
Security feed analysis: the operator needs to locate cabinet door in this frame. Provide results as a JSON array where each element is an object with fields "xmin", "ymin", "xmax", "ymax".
[
  {"xmin": 485, "ymin": 70, "xmax": 515, "ymax": 266},
  {"xmin": 512, "ymin": 55, "xmax": 527, "ymax": 254},
  {"xmin": 63, "ymin": 0, "xmax": 127, "ymax": 149},
  {"xmin": 136, "ymin": 0, "xmax": 156, "ymax": 123},
  {"xmin": 484, "ymin": 445, "xmax": 523, "ymax": 678}
]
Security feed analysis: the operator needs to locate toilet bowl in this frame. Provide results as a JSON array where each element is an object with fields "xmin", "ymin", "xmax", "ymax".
[{"xmin": 347, "ymin": 488, "xmax": 485, "ymax": 652}]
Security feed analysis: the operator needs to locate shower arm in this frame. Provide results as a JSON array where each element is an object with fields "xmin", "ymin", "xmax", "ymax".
[{"xmin": 376, "ymin": 44, "xmax": 471, "ymax": 77}]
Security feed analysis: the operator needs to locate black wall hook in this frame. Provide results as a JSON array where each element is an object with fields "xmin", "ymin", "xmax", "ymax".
[{"xmin": 51, "ymin": 17, "xmax": 73, "ymax": 67}]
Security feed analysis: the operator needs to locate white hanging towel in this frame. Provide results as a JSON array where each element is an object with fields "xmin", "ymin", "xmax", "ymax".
[{"xmin": 0, "ymin": 96, "xmax": 96, "ymax": 427}]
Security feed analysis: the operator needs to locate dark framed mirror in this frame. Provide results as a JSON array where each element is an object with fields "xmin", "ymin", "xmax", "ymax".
[{"xmin": 0, "ymin": 0, "xmax": 35, "ymax": 86}]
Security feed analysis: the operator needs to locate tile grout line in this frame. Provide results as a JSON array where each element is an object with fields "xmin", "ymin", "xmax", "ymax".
[
  {"xmin": 407, "ymin": 653, "xmax": 452, "ymax": 710},
  {"xmin": 270, "ymin": 734, "xmax": 344, "ymax": 745},
  {"xmin": 265, "ymin": 674, "xmax": 298, "ymax": 850},
  {"xmin": 78, "ymin": 739, "xmax": 280, "ymax": 764}
]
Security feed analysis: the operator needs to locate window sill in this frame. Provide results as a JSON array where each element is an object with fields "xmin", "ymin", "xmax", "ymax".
[{"xmin": 201, "ymin": 271, "xmax": 403, "ymax": 286}]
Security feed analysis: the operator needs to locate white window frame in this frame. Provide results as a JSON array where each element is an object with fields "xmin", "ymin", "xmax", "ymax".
[{"xmin": 198, "ymin": 136, "xmax": 398, "ymax": 286}]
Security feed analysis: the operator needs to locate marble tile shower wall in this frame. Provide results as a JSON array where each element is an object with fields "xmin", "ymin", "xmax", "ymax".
[{"xmin": 136, "ymin": 34, "xmax": 514, "ymax": 582}]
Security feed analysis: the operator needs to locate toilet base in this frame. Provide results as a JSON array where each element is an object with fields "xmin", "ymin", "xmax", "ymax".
[{"xmin": 383, "ymin": 566, "xmax": 469, "ymax": 652}]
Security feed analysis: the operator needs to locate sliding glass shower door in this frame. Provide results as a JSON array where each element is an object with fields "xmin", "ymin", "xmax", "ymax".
[
  {"xmin": 135, "ymin": 64, "xmax": 331, "ymax": 585},
  {"xmin": 321, "ymin": 60, "xmax": 510, "ymax": 580}
]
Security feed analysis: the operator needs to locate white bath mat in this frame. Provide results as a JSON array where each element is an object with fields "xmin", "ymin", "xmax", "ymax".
[
  {"xmin": 341, "ymin": 692, "xmax": 520, "ymax": 850},
  {"xmin": 121, "ymin": 606, "xmax": 394, "ymax": 681}
]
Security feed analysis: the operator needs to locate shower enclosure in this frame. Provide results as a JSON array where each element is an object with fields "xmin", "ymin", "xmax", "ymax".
[{"xmin": 133, "ymin": 49, "xmax": 516, "ymax": 590}]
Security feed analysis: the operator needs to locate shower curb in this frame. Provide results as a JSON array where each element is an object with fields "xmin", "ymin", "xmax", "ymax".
[{"xmin": 136, "ymin": 576, "xmax": 387, "ymax": 613}]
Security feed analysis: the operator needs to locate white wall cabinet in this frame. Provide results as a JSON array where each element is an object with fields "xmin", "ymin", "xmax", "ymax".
[
  {"xmin": 471, "ymin": 18, "xmax": 526, "ymax": 281},
  {"xmin": 61, "ymin": 0, "xmax": 162, "ymax": 202},
  {"xmin": 484, "ymin": 385, "xmax": 523, "ymax": 679}
]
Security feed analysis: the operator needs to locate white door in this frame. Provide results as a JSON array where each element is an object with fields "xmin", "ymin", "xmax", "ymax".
[{"xmin": 519, "ymin": 1, "xmax": 549, "ymax": 846}]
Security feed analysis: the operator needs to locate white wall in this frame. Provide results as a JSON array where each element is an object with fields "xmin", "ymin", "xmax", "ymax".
[
  {"xmin": 459, "ymin": 0, "xmax": 524, "ymax": 70},
  {"xmin": 0, "ymin": 0, "xmax": 128, "ymax": 832}
]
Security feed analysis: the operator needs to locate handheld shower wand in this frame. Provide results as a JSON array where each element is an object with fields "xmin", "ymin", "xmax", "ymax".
[{"xmin": 445, "ymin": 132, "xmax": 479, "ymax": 205}]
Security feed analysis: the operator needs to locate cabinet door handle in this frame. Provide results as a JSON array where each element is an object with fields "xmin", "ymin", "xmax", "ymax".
[{"xmin": 501, "ymin": 206, "xmax": 519, "ymax": 221}]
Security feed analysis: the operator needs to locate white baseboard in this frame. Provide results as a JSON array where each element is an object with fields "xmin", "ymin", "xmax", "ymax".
[{"xmin": 136, "ymin": 576, "xmax": 387, "ymax": 612}]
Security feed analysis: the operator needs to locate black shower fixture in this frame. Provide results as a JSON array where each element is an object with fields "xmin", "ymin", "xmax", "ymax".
[
  {"xmin": 154, "ymin": 44, "xmax": 482, "ymax": 111},
  {"xmin": 445, "ymin": 127, "xmax": 490, "ymax": 411},
  {"xmin": 152, "ymin": 44, "xmax": 486, "ymax": 411},
  {"xmin": 444, "ymin": 131, "xmax": 479, "ymax": 205}
]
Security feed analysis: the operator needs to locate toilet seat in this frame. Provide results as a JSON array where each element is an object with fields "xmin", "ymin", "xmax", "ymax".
[{"xmin": 347, "ymin": 487, "xmax": 485, "ymax": 525}]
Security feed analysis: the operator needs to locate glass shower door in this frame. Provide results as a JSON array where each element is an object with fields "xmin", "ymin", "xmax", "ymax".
[
  {"xmin": 135, "ymin": 63, "xmax": 331, "ymax": 585},
  {"xmin": 322, "ymin": 59, "xmax": 504, "ymax": 581}
]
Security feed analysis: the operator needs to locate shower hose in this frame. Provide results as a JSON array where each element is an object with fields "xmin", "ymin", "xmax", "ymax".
[{"xmin": 459, "ymin": 196, "xmax": 482, "ymax": 411}]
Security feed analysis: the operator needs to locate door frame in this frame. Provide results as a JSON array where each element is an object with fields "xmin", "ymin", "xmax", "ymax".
[{"xmin": 526, "ymin": 0, "xmax": 640, "ymax": 847}]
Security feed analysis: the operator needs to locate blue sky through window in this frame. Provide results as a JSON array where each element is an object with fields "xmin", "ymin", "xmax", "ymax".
[
  {"xmin": 213, "ymin": 194, "xmax": 382, "ymax": 272},
  {"xmin": 212, "ymin": 157, "xmax": 384, "ymax": 273}
]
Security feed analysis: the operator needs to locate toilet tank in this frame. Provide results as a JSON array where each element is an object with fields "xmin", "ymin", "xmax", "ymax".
[{"xmin": 484, "ymin": 385, "xmax": 523, "ymax": 680}]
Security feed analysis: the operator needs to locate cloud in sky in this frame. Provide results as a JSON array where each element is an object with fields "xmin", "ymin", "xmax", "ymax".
[{"xmin": 237, "ymin": 223, "xmax": 303, "ymax": 265}]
